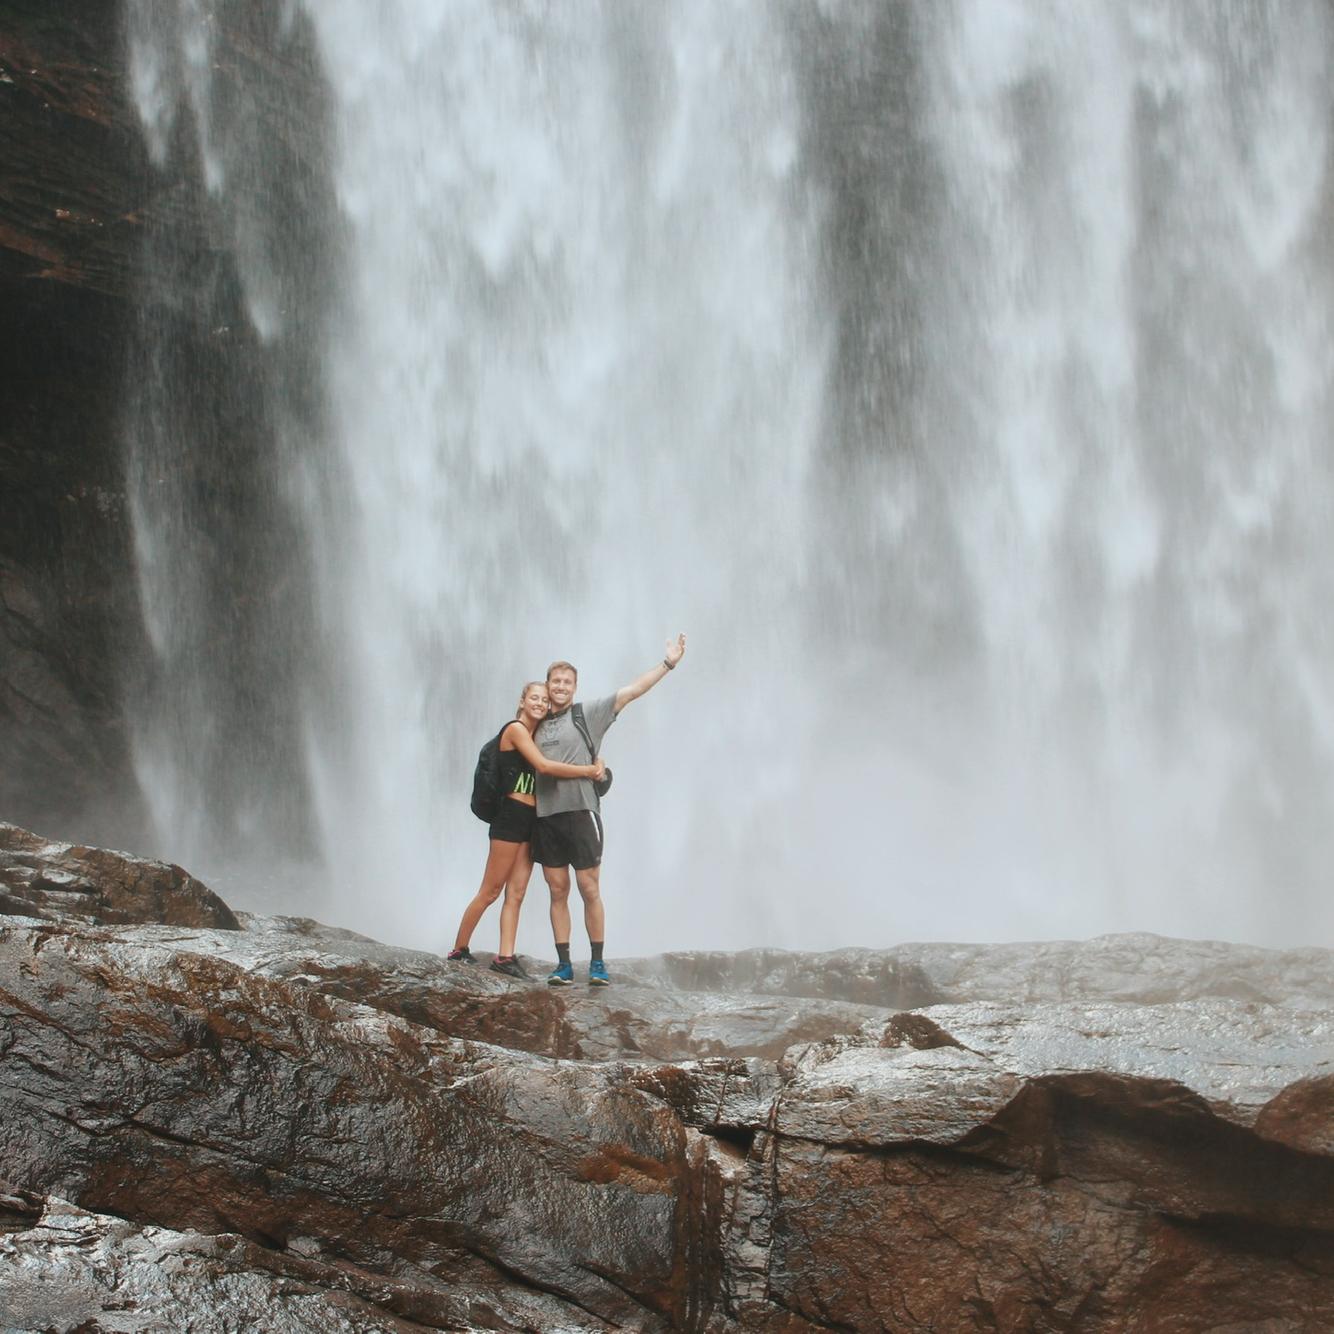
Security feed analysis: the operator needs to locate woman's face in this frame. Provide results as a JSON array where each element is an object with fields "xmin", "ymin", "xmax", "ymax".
[{"xmin": 521, "ymin": 685, "xmax": 550, "ymax": 721}]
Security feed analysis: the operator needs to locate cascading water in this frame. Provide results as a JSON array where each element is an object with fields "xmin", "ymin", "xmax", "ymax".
[
  {"xmin": 125, "ymin": 1, "xmax": 1334, "ymax": 955},
  {"xmin": 123, "ymin": 0, "xmax": 336, "ymax": 878},
  {"xmin": 293, "ymin": 2, "xmax": 824, "ymax": 951}
]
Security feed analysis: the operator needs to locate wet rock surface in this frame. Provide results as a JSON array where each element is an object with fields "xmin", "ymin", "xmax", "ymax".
[
  {"xmin": 0, "ymin": 1192, "xmax": 608, "ymax": 1333},
  {"xmin": 1, "ymin": 825, "xmax": 1332, "ymax": 1330},
  {"xmin": 0, "ymin": 822, "xmax": 239, "ymax": 930}
]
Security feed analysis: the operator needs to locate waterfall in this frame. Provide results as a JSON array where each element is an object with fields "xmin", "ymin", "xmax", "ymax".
[
  {"xmin": 123, "ymin": 0, "xmax": 337, "ymax": 879},
  {"xmin": 125, "ymin": 1, "xmax": 1334, "ymax": 954}
]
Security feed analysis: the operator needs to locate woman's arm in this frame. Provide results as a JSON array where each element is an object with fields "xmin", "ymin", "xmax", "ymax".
[{"xmin": 506, "ymin": 723, "xmax": 602, "ymax": 779}]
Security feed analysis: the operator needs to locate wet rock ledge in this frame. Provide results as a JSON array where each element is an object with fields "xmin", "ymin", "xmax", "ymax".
[{"xmin": 2, "ymin": 820, "xmax": 1332, "ymax": 1332}]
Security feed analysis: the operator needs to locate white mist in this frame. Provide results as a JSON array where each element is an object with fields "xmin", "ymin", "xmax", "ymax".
[{"xmin": 126, "ymin": 2, "xmax": 1334, "ymax": 956}]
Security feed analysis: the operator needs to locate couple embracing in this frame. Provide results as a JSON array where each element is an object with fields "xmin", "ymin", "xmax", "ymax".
[{"xmin": 447, "ymin": 634, "xmax": 687, "ymax": 986}]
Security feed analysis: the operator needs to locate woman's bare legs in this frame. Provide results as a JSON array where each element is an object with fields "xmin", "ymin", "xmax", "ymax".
[
  {"xmin": 452, "ymin": 839, "xmax": 522, "ymax": 951},
  {"xmin": 497, "ymin": 843, "xmax": 535, "ymax": 956}
]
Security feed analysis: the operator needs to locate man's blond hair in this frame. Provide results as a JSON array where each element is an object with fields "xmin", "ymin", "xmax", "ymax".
[{"xmin": 546, "ymin": 660, "xmax": 578, "ymax": 682}]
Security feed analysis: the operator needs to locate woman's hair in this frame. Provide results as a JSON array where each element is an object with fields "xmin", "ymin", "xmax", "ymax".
[{"xmin": 516, "ymin": 681, "xmax": 549, "ymax": 718}]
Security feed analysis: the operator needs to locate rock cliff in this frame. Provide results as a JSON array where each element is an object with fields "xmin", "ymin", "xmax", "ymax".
[
  {"xmin": 0, "ymin": 0, "xmax": 150, "ymax": 844},
  {"xmin": 1, "ymin": 0, "xmax": 334, "ymax": 855},
  {"xmin": 2, "ymin": 822, "xmax": 1331, "ymax": 1331}
]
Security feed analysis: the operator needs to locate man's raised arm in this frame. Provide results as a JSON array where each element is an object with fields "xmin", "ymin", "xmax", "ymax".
[{"xmin": 613, "ymin": 633, "xmax": 686, "ymax": 714}]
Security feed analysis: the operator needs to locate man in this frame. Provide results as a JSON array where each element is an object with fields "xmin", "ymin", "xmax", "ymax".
[{"xmin": 533, "ymin": 633, "xmax": 686, "ymax": 986}]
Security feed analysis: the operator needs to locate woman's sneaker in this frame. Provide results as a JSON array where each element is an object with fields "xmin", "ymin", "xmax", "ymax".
[
  {"xmin": 546, "ymin": 962, "xmax": 574, "ymax": 986},
  {"xmin": 588, "ymin": 959, "xmax": 610, "ymax": 987},
  {"xmin": 446, "ymin": 947, "xmax": 474, "ymax": 963},
  {"xmin": 489, "ymin": 955, "xmax": 528, "ymax": 980}
]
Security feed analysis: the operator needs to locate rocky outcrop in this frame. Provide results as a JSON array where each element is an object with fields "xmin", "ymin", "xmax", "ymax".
[
  {"xmin": 1, "ymin": 826, "xmax": 1332, "ymax": 1330},
  {"xmin": 0, "ymin": 820, "xmax": 238, "ymax": 929}
]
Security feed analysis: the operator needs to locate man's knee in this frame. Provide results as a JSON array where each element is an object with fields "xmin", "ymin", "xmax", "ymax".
[
  {"xmin": 544, "ymin": 867, "xmax": 572, "ymax": 903},
  {"xmin": 574, "ymin": 868, "xmax": 601, "ymax": 903}
]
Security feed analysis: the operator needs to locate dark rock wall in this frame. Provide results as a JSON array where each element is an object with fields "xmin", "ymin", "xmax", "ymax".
[
  {"xmin": 0, "ymin": 1, "xmax": 336, "ymax": 856},
  {"xmin": 0, "ymin": 0, "xmax": 150, "ymax": 843}
]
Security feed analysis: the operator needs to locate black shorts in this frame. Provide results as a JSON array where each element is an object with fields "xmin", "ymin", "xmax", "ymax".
[
  {"xmin": 533, "ymin": 810, "xmax": 604, "ymax": 871},
  {"xmin": 489, "ymin": 796, "xmax": 537, "ymax": 845}
]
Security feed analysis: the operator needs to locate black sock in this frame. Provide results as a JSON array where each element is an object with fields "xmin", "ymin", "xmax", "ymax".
[
  {"xmin": 590, "ymin": 941, "xmax": 604, "ymax": 963},
  {"xmin": 556, "ymin": 942, "xmax": 571, "ymax": 965}
]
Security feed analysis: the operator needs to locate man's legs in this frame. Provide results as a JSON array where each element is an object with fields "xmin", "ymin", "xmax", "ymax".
[
  {"xmin": 573, "ymin": 865, "xmax": 604, "ymax": 941},
  {"xmin": 538, "ymin": 813, "xmax": 608, "ymax": 984},
  {"xmin": 541, "ymin": 846, "xmax": 604, "ymax": 944},
  {"xmin": 543, "ymin": 863, "xmax": 576, "ymax": 984},
  {"xmin": 544, "ymin": 864, "xmax": 572, "ymax": 943},
  {"xmin": 542, "ymin": 863, "xmax": 606, "ymax": 983},
  {"xmin": 575, "ymin": 866, "xmax": 609, "ymax": 985}
]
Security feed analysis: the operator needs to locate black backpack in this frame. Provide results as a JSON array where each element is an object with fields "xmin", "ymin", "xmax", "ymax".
[{"xmin": 469, "ymin": 721, "xmax": 513, "ymax": 822}]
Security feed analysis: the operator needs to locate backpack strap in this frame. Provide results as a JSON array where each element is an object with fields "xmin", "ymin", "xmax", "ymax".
[{"xmin": 570, "ymin": 703, "xmax": 596, "ymax": 761}]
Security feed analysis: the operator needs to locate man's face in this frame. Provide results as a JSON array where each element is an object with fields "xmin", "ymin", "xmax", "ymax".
[{"xmin": 546, "ymin": 668, "xmax": 577, "ymax": 712}]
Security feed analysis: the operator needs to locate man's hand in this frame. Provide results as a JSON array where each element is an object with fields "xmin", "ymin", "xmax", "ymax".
[
  {"xmin": 614, "ymin": 632, "xmax": 689, "ymax": 713},
  {"xmin": 592, "ymin": 757, "xmax": 606, "ymax": 782}
]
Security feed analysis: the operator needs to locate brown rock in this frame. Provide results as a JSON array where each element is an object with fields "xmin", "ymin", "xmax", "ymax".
[
  {"xmin": 753, "ymin": 1136, "xmax": 1334, "ymax": 1332},
  {"xmin": 1254, "ymin": 1074, "xmax": 1334, "ymax": 1157},
  {"xmin": 209, "ymin": 913, "xmax": 895, "ymax": 1063},
  {"xmin": 0, "ymin": 921, "xmax": 681, "ymax": 1328},
  {"xmin": 3, "ymin": 842, "xmax": 1333, "ymax": 1329},
  {"xmin": 0, "ymin": 821, "xmax": 239, "ymax": 929}
]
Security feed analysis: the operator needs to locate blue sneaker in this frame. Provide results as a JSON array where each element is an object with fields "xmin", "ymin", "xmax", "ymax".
[
  {"xmin": 588, "ymin": 959, "xmax": 610, "ymax": 987},
  {"xmin": 547, "ymin": 962, "xmax": 574, "ymax": 986}
]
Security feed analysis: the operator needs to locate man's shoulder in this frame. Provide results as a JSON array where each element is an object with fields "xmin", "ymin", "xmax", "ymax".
[{"xmin": 587, "ymin": 693, "xmax": 618, "ymax": 724}]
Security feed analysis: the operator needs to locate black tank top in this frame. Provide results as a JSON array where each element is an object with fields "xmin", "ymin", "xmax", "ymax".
[{"xmin": 497, "ymin": 727, "xmax": 536, "ymax": 797}]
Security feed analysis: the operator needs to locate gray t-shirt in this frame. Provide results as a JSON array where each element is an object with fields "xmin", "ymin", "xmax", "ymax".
[{"xmin": 534, "ymin": 693, "xmax": 617, "ymax": 816}]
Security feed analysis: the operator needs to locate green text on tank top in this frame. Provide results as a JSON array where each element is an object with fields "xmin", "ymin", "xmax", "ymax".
[{"xmin": 501, "ymin": 724, "xmax": 536, "ymax": 798}]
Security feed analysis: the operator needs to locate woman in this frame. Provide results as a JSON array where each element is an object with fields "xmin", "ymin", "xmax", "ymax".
[{"xmin": 447, "ymin": 681, "xmax": 603, "ymax": 977}]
